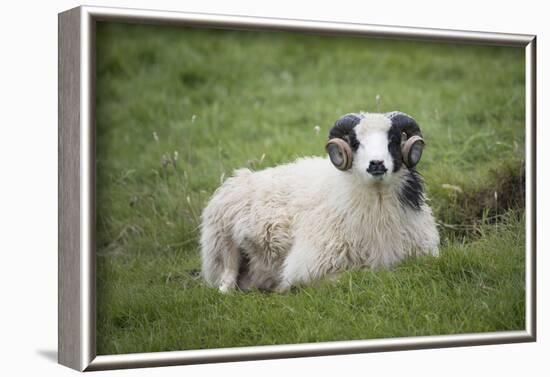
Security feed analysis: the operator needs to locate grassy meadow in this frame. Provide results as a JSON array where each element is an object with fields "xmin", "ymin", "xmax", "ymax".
[{"xmin": 95, "ymin": 22, "xmax": 526, "ymax": 355}]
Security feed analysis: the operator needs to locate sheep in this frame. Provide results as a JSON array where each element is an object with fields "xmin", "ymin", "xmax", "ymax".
[{"xmin": 200, "ymin": 111, "xmax": 439, "ymax": 293}]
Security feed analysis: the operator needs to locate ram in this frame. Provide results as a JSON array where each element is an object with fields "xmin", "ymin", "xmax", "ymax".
[{"xmin": 200, "ymin": 111, "xmax": 439, "ymax": 292}]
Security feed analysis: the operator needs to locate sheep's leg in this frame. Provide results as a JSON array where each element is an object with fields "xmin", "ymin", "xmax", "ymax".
[
  {"xmin": 200, "ymin": 224, "xmax": 240, "ymax": 293},
  {"xmin": 215, "ymin": 239, "xmax": 241, "ymax": 293},
  {"xmin": 429, "ymin": 246, "xmax": 440, "ymax": 257},
  {"xmin": 277, "ymin": 239, "xmax": 320, "ymax": 292}
]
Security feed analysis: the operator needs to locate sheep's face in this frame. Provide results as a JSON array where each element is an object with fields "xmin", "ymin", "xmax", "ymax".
[
  {"xmin": 352, "ymin": 114, "xmax": 402, "ymax": 184},
  {"xmin": 327, "ymin": 112, "xmax": 424, "ymax": 184}
]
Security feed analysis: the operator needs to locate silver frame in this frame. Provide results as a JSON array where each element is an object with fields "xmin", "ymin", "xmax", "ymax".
[{"xmin": 58, "ymin": 5, "xmax": 537, "ymax": 372}]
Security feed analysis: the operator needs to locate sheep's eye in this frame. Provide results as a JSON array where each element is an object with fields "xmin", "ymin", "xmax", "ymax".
[
  {"xmin": 388, "ymin": 136, "xmax": 400, "ymax": 145},
  {"xmin": 348, "ymin": 139, "xmax": 360, "ymax": 151}
]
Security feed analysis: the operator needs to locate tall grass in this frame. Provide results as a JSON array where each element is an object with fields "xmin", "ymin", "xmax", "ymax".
[{"xmin": 95, "ymin": 22, "xmax": 525, "ymax": 355}]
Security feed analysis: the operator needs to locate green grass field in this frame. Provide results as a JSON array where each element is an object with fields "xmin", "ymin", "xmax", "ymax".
[{"xmin": 95, "ymin": 22, "xmax": 526, "ymax": 355}]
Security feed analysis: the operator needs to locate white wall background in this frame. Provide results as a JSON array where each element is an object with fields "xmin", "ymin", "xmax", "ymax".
[{"xmin": 0, "ymin": 0, "xmax": 546, "ymax": 375}]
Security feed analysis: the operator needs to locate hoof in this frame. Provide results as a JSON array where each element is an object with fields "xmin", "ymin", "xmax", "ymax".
[
  {"xmin": 218, "ymin": 281, "xmax": 235, "ymax": 293},
  {"xmin": 274, "ymin": 282, "xmax": 291, "ymax": 294}
]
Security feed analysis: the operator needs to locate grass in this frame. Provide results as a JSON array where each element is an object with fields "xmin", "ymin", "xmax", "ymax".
[{"xmin": 95, "ymin": 22, "xmax": 526, "ymax": 355}]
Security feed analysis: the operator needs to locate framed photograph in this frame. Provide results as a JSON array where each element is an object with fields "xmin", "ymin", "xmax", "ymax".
[{"xmin": 58, "ymin": 5, "xmax": 536, "ymax": 371}]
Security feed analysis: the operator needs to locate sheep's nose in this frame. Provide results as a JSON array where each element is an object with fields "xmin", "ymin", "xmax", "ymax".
[{"xmin": 367, "ymin": 160, "xmax": 387, "ymax": 176}]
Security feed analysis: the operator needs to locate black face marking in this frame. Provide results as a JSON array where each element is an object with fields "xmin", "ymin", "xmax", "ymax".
[
  {"xmin": 328, "ymin": 114, "xmax": 361, "ymax": 151},
  {"xmin": 398, "ymin": 169, "xmax": 425, "ymax": 211},
  {"xmin": 386, "ymin": 111, "xmax": 423, "ymax": 170},
  {"xmin": 387, "ymin": 127, "xmax": 403, "ymax": 172}
]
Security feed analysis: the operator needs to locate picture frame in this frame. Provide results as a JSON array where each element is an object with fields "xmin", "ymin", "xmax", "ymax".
[{"xmin": 58, "ymin": 5, "xmax": 537, "ymax": 371}]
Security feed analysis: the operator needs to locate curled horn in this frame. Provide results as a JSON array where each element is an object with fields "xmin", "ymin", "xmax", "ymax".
[
  {"xmin": 385, "ymin": 111, "xmax": 422, "ymax": 138},
  {"xmin": 328, "ymin": 113, "xmax": 362, "ymax": 144},
  {"xmin": 325, "ymin": 113, "xmax": 362, "ymax": 171},
  {"xmin": 386, "ymin": 111, "xmax": 425, "ymax": 168}
]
